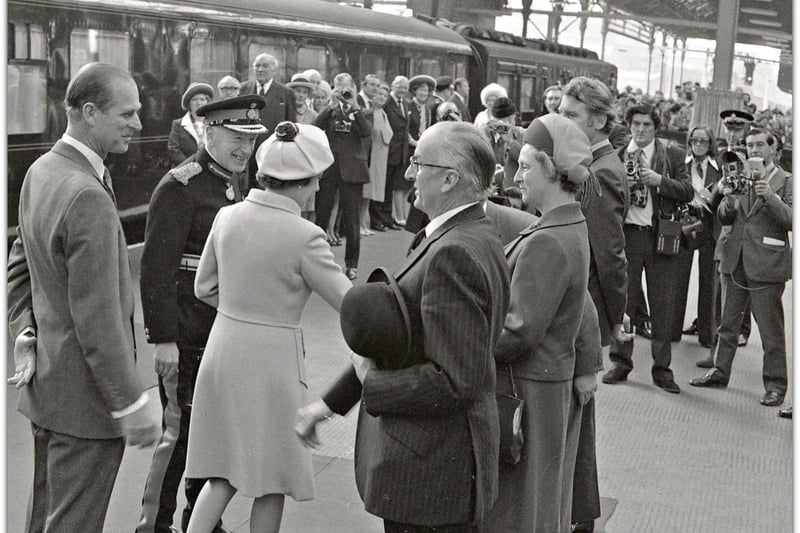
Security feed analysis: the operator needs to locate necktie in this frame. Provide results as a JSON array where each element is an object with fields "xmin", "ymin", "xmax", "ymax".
[
  {"xmin": 407, "ymin": 229, "xmax": 426, "ymax": 255},
  {"xmin": 696, "ymin": 161, "xmax": 704, "ymax": 182},
  {"xmin": 102, "ymin": 167, "xmax": 117, "ymax": 207},
  {"xmin": 260, "ymin": 85, "xmax": 267, "ymax": 97}
]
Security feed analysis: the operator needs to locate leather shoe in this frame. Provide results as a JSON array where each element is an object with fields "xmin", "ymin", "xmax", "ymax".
[
  {"xmin": 345, "ymin": 268, "xmax": 358, "ymax": 280},
  {"xmin": 696, "ymin": 356, "xmax": 714, "ymax": 368},
  {"xmin": 655, "ymin": 379, "xmax": 681, "ymax": 394},
  {"xmin": 370, "ymin": 222, "xmax": 387, "ymax": 232},
  {"xmin": 572, "ymin": 520, "xmax": 595, "ymax": 532},
  {"xmin": 682, "ymin": 319, "xmax": 698, "ymax": 335},
  {"xmin": 602, "ymin": 365, "xmax": 630, "ymax": 384},
  {"xmin": 385, "ymin": 221, "xmax": 402, "ymax": 230},
  {"xmin": 737, "ymin": 334, "xmax": 748, "ymax": 347},
  {"xmin": 760, "ymin": 391, "xmax": 784, "ymax": 407},
  {"xmin": 778, "ymin": 406, "xmax": 792, "ymax": 419},
  {"xmin": 635, "ymin": 320, "xmax": 652, "ymax": 339},
  {"xmin": 689, "ymin": 369, "xmax": 728, "ymax": 388}
]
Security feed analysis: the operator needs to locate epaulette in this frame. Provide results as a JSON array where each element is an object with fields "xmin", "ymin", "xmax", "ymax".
[{"xmin": 169, "ymin": 162, "xmax": 202, "ymax": 185}]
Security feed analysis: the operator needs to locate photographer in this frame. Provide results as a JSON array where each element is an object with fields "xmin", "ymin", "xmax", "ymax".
[
  {"xmin": 690, "ymin": 128, "xmax": 792, "ymax": 408},
  {"xmin": 483, "ymin": 97, "xmax": 524, "ymax": 196},
  {"xmin": 313, "ymin": 73, "xmax": 371, "ymax": 280}
]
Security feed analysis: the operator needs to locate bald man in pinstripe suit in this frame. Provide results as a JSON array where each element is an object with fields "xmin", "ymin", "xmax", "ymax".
[{"xmin": 297, "ymin": 122, "xmax": 510, "ymax": 532}]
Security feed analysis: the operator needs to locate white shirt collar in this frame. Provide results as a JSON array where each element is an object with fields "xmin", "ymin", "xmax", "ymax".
[
  {"xmin": 424, "ymin": 202, "xmax": 479, "ymax": 238},
  {"xmin": 61, "ymin": 133, "xmax": 105, "ymax": 182},
  {"xmin": 627, "ymin": 138, "xmax": 655, "ymax": 165},
  {"xmin": 259, "ymin": 79, "xmax": 273, "ymax": 95}
]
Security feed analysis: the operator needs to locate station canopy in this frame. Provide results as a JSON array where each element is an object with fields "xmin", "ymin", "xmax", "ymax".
[{"xmin": 604, "ymin": 0, "xmax": 791, "ymax": 52}]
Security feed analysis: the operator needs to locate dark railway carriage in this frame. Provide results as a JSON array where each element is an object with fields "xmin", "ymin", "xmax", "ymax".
[
  {"xmin": 449, "ymin": 24, "xmax": 617, "ymax": 126},
  {"xmin": 7, "ymin": 0, "xmax": 472, "ymax": 244}
]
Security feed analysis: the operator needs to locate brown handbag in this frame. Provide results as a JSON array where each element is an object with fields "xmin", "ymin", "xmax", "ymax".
[{"xmin": 497, "ymin": 365, "xmax": 524, "ymax": 465}]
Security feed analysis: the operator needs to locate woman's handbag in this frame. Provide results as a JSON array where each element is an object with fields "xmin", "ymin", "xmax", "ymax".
[{"xmin": 497, "ymin": 366, "xmax": 524, "ymax": 465}]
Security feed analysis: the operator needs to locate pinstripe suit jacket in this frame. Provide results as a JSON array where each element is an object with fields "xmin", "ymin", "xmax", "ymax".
[{"xmin": 323, "ymin": 203, "xmax": 510, "ymax": 526}]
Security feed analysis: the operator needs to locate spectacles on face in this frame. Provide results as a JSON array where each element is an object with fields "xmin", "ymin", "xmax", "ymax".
[
  {"xmin": 690, "ymin": 138, "xmax": 710, "ymax": 146},
  {"xmin": 408, "ymin": 156, "xmax": 455, "ymax": 176},
  {"xmin": 219, "ymin": 86, "xmax": 239, "ymax": 92}
]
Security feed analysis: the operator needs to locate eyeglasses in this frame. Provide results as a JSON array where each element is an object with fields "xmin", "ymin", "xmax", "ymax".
[
  {"xmin": 690, "ymin": 139, "xmax": 710, "ymax": 145},
  {"xmin": 408, "ymin": 156, "xmax": 455, "ymax": 175},
  {"xmin": 219, "ymin": 86, "xmax": 240, "ymax": 91}
]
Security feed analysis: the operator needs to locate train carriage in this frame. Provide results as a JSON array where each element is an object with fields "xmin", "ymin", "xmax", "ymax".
[
  {"xmin": 7, "ymin": 0, "xmax": 616, "ymax": 245},
  {"xmin": 7, "ymin": 0, "xmax": 472, "ymax": 243}
]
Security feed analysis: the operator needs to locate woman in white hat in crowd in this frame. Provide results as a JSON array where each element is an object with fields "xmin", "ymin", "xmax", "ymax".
[
  {"xmin": 485, "ymin": 114, "xmax": 599, "ymax": 533},
  {"xmin": 473, "ymin": 82, "xmax": 508, "ymax": 131},
  {"xmin": 167, "ymin": 82, "xmax": 214, "ymax": 165},
  {"xmin": 184, "ymin": 122, "xmax": 353, "ymax": 533},
  {"xmin": 287, "ymin": 73, "xmax": 318, "ymax": 125}
]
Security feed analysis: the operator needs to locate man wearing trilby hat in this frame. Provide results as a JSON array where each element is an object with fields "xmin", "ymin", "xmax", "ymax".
[{"xmin": 137, "ymin": 94, "xmax": 267, "ymax": 533}]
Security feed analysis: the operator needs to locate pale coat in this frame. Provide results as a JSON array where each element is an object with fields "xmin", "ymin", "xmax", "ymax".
[
  {"xmin": 363, "ymin": 106, "xmax": 393, "ymax": 202},
  {"xmin": 184, "ymin": 188, "xmax": 351, "ymax": 497},
  {"xmin": 7, "ymin": 141, "xmax": 144, "ymax": 439}
]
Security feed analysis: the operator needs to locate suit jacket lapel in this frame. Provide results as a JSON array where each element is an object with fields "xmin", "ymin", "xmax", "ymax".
[
  {"xmin": 503, "ymin": 202, "xmax": 585, "ymax": 257},
  {"xmin": 394, "ymin": 204, "xmax": 485, "ymax": 279},
  {"xmin": 51, "ymin": 141, "xmax": 100, "ymax": 180},
  {"xmin": 591, "ymin": 143, "xmax": 614, "ymax": 162}
]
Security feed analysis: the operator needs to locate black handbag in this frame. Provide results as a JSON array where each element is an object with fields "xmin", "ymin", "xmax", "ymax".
[
  {"xmin": 680, "ymin": 213, "xmax": 705, "ymax": 250},
  {"xmin": 656, "ymin": 217, "xmax": 682, "ymax": 256},
  {"xmin": 497, "ymin": 366, "xmax": 524, "ymax": 465}
]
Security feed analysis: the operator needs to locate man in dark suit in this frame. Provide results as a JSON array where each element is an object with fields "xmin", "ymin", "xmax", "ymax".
[
  {"xmin": 297, "ymin": 121, "xmax": 510, "ymax": 532},
  {"xmin": 7, "ymin": 62, "xmax": 161, "ymax": 532},
  {"xmin": 137, "ymin": 95, "xmax": 266, "ymax": 533},
  {"xmin": 603, "ymin": 102, "xmax": 693, "ymax": 394},
  {"xmin": 239, "ymin": 52, "xmax": 297, "ymax": 189},
  {"xmin": 371, "ymin": 75, "xmax": 410, "ymax": 231},
  {"xmin": 427, "ymin": 75, "xmax": 453, "ymax": 125},
  {"xmin": 560, "ymin": 76, "xmax": 630, "ymax": 532},
  {"xmin": 314, "ymin": 72, "xmax": 371, "ymax": 280},
  {"xmin": 690, "ymin": 128, "xmax": 792, "ymax": 407},
  {"xmin": 450, "ymin": 77, "xmax": 471, "ymax": 123}
]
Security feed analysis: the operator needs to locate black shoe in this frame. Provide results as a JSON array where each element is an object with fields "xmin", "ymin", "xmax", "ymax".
[
  {"xmin": 778, "ymin": 406, "xmax": 793, "ymax": 419},
  {"xmin": 385, "ymin": 221, "xmax": 402, "ymax": 230},
  {"xmin": 345, "ymin": 268, "xmax": 358, "ymax": 280},
  {"xmin": 760, "ymin": 391, "xmax": 784, "ymax": 407},
  {"xmin": 602, "ymin": 365, "xmax": 630, "ymax": 384},
  {"xmin": 572, "ymin": 520, "xmax": 595, "ymax": 532},
  {"xmin": 635, "ymin": 320, "xmax": 652, "ymax": 339},
  {"xmin": 738, "ymin": 334, "xmax": 748, "ymax": 347},
  {"xmin": 689, "ymin": 369, "xmax": 728, "ymax": 388},
  {"xmin": 370, "ymin": 222, "xmax": 387, "ymax": 232},
  {"xmin": 655, "ymin": 379, "xmax": 681, "ymax": 394},
  {"xmin": 696, "ymin": 356, "xmax": 714, "ymax": 368},
  {"xmin": 682, "ymin": 319, "xmax": 698, "ymax": 335}
]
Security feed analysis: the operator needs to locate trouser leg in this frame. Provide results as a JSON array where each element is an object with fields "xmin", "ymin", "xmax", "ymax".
[
  {"xmin": 749, "ymin": 281, "xmax": 787, "ymax": 395},
  {"xmin": 671, "ymin": 246, "xmax": 694, "ymax": 338},
  {"xmin": 713, "ymin": 268, "xmax": 749, "ymax": 381},
  {"xmin": 314, "ymin": 169, "xmax": 340, "ymax": 233},
  {"xmin": 646, "ymin": 251, "xmax": 679, "ymax": 382},
  {"xmin": 696, "ymin": 239, "xmax": 716, "ymax": 346},
  {"xmin": 571, "ymin": 397, "xmax": 600, "ymax": 524},
  {"xmin": 29, "ymin": 423, "xmax": 124, "ymax": 533},
  {"xmin": 339, "ymin": 182, "xmax": 363, "ymax": 269}
]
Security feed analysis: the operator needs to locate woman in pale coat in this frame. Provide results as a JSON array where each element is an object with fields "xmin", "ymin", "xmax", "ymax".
[
  {"xmin": 360, "ymin": 83, "xmax": 393, "ymax": 236},
  {"xmin": 185, "ymin": 122, "xmax": 353, "ymax": 533}
]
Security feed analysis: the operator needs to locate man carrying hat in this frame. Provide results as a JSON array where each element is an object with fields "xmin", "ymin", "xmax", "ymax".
[
  {"xmin": 137, "ymin": 94, "xmax": 267, "ymax": 533},
  {"xmin": 297, "ymin": 121, "xmax": 511, "ymax": 532}
]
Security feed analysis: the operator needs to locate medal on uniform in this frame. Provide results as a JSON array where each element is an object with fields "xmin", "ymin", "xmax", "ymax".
[{"xmin": 225, "ymin": 184, "xmax": 235, "ymax": 201}]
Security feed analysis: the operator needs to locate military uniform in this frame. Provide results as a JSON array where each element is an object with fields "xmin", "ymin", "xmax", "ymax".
[{"xmin": 137, "ymin": 94, "xmax": 265, "ymax": 533}]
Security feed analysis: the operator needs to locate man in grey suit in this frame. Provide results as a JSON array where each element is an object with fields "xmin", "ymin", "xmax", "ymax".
[
  {"xmin": 7, "ymin": 62, "xmax": 160, "ymax": 532},
  {"xmin": 297, "ymin": 121, "xmax": 511, "ymax": 532}
]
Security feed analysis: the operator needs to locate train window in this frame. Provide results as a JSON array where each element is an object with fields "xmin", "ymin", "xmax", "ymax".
[
  {"xmin": 419, "ymin": 58, "xmax": 441, "ymax": 77},
  {"xmin": 70, "ymin": 29, "xmax": 130, "ymax": 75},
  {"xmin": 520, "ymin": 76, "xmax": 535, "ymax": 113},
  {"xmin": 360, "ymin": 53, "xmax": 386, "ymax": 82},
  {"xmin": 449, "ymin": 57, "xmax": 466, "ymax": 80},
  {"xmin": 298, "ymin": 46, "xmax": 327, "ymax": 79},
  {"xmin": 8, "ymin": 63, "xmax": 47, "ymax": 135},
  {"xmin": 10, "ymin": 23, "xmax": 46, "ymax": 60},
  {"xmin": 191, "ymin": 36, "xmax": 235, "ymax": 87},
  {"xmin": 496, "ymin": 73, "xmax": 514, "ymax": 101},
  {"xmin": 397, "ymin": 57, "xmax": 410, "ymax": 77},
  {"xmin": 248, "ymin": 44, "xmax": 286, "ymax": 82}
]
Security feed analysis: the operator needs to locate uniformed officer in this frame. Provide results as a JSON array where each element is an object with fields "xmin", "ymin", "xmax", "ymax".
[{"xmin": 136, "ymin": 94, "xmax": 267, "ymax": 533}]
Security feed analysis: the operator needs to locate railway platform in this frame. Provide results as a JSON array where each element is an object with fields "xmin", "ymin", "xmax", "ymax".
[{"xmin": 5, "ymin": 228, "xmax": 793, "ymax": 532}]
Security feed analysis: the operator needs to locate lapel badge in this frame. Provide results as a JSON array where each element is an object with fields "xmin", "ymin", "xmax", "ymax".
[{"xmin": 226, "ymin": 184, "xmax": 235, "ymax": 201}]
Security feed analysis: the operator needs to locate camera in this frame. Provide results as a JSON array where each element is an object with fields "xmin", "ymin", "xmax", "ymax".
[
  {"xmin": 341, "ymin": 88, "xmax": 354, "ymax": 100},
  {"xmin": 333, "ymin": 119, "xmax": 352, "ymax": 133},
  {"xmin": 489, "ymin": 121, "xmax": 510, "ymax": 135},
  {"xmin": 719, "ymin": 151, "xmax": 749, "ymax": 195},
  {"xmin": 625, "ymin": 152, "xmax": 648, "ymax": 208}
]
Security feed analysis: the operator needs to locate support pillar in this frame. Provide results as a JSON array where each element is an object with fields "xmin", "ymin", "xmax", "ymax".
[
  {"xmin": 579, "ymin": 0, "xmax": 589, "ymax": 48},
  {"xmin": 600, "ymin": 3, "xmax": 610, "ymax": 61},
  {"xmin": 522, "ymin": 0, "xmax": 532, "ymax": 38},
  {"xmin": 645, "ymin": 27, "xmax": 655, "ymax": 94},
  {"xmin": 679, "ymin": 38, "xmax": 687, "ymax": 86},
  {"xmin": 670, "ymin": 35, "xmax": 677, "ymax": 97},
  {"xmin": 712, "ymin": 0, "xmax": 740, "ymax": 89},
  {"xmin": 659, "ymin": 32, "xmax": 667, "ymax": 94}
]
